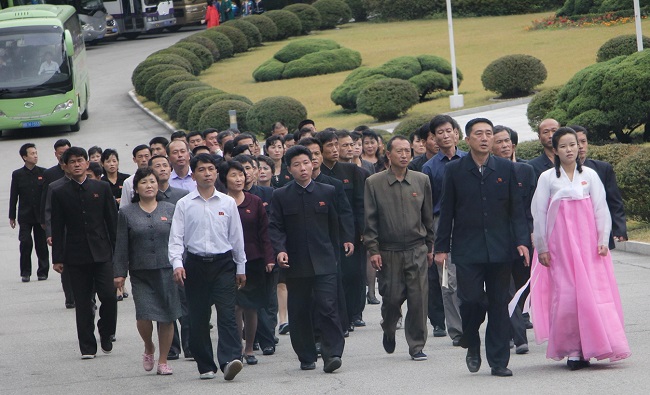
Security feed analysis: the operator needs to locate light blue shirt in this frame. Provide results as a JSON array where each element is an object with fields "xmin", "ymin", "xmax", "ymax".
[
  {"xmin": 422, "ymin": 148, "xmax": 467, "ymax": 216},
  {"xmin": 169, "ymin": 167, "xmax": 196, "ymax": 191}
]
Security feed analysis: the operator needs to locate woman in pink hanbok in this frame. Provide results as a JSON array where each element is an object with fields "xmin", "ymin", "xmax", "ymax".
[{"xmin": 530, "ymin": 127, "xmax": 630, "ymax": 370}]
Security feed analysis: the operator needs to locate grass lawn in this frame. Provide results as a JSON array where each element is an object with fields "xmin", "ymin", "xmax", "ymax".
[
  {"xmin": 627, "ymin": 220, "xmax": 650, "ymax": 243},
  {"xmin": 187, "ymin": 12, "xmax": 650, "ymax": 129}
]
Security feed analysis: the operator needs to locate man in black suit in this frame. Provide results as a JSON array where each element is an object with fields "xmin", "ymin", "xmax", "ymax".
[
  {"xmin": 408, "ymin": 122, "xmax": 440, "ymax": 172},
  {"xmin": 527, "ymin": 119, "xmax": 559, "ymax": 179},
  {"xmin": 268, "ymin": 146, "xmax": 353, "ymax": 373},
  {"xmin": 434, "ymin": 118, "xmax": 530, "ymax": 377},
  {"xmin": 51, "ymin": 147, "xmax": 118, "ymax": 359},
  {"xmin": 574, "ymin": 125, "xmax": 628, "ymax": 249},
  {"xmin": 9, "ymin": 143, "xmax": 49, "ymax": 283}
]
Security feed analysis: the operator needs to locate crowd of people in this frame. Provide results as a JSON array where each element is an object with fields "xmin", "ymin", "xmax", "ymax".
[{"xmin": 8, "ymin": 115, "xmax": 631, "ymax": 380}]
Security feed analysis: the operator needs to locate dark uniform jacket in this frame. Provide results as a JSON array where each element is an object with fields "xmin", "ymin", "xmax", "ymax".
[
  {"xmin": 513, "ymin": 161, "xmax": 537, "ymax": 246},
  {"xmin": 527, "ymin": 153, "xmax": 554, "ymax": 180},
  {"xmin": 320, "ymin": 162, "xmax": 365, "ymax": 234},
  {"xmin": 40, "ymin": 164, "xmax": 65, "ymax": 223},
  {"xmin": 9, "ymin": 165, "xmax": 46, "ymax": 224}
]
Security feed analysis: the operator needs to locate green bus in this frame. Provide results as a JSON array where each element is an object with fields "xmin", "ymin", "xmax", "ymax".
[{"xmin": 0, "ymin": 4, "xmax": 89, "ymax": 133}]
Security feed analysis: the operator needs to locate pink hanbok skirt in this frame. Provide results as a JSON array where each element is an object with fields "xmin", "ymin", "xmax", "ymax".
[{"xmin": 530, "ymin": 198, "xmax": 630, "ymax": 361}]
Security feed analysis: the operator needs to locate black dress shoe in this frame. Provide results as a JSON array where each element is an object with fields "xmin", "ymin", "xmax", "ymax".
[
  {"xmin": 100, "ymin": 337, "xmax": 113, "ymax": 354},
  {"xmin": 352, "ymin": 319, "xmax": 366, "ymax": 327},
  {"xmin": 300, "ymin": 362, "xmax": 316, "ymax": 370},
  {"xmin": 278, "ymin": 322, "xmax": 290, "ymax": 335},
  {"xmin": 567, "ymin": 359, "xmax": 590, "ymax": 371},
  {"xmin": 185, "ymin": 351, "xmax": 194, "ymax": 360},
  {"xmin": 323, "ymin": 356, "xmax": 342, "ymax": 373},
  {"xmin": 367, "ymin": 294, "xmax": 380, "ymax": 305},
  {"xmin": 382, "ymin": 333, "xmax": 396, "ymax": 354},
  {"xmin": 37, "ymin": 276, "xmax": 47, "ymax": 281},
  {"xmin": 343, "ymin": 330, "xmax": 349, "ymax": 338},
  {"xmin": 466, "ymin": 348, "xmax": 481, "ymax": 373},
  {"xmin": 433, "ymin": 326, "xmax": 447, "ymax": 337},
  {"xmin": 452, "ymin": 337, "xmax": 461, "ymax": 347},
  {"xmin": 491, "ymin": 367, "xmax": 513, "ymax": 377},
  {"xmin": 262, "ymin": 346, "xmax": 275, "ymax": 355},
  {"xmin": 110, "ymin": 335, "xmax": 116, "ymax": 342},
  {"xmin": 21, "ymin": 276, "xmax": 30, "ymax": 283},
  {"xmin": 274, "ymin": 336, "xmax": 279, "ymax": 344},
  {"xmin": 348, "ymin": 324, "xmax": 355, "ymax": 332},
  {"xmin": 65, "ymin": 302, "xmax": 75, "ymax": 309},
  {"xmin": 167, "ymin": 351, "xmax": 180, "ymax": 360}
]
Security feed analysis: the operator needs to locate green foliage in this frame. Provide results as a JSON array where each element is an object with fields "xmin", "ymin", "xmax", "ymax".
[
  {"xmin": 176, "ymin": 91, "xmax": 226, "ymax": 129},
  {"xmin": 246, "ymin": 96, "xmax": 308, "ymax": 136},
  {"xmin": 275, "ymin": 39, "xmax": 340, "ymax": 63},
  {"xmin": 408, "ymin": 71, "xmax": 451, "ymax": 100},
  {"xmin": 558, "ymin": 0, "xmax": 650, "ymax": 17},
  {"xmin": 345, "ymin": 0, "xmax": 367, "ymax": 21},
  {"xmin": 331, "ymin": 72, "xmax": 387, "ymax": 110},
  {"xmin": 198, "ymin": 100, "xmax": 253, "ymax": 132},
  {"xmin": 588, "ymin": 144, "xmax": 643, "ymax": 167},
  {"xmin": 393, "ymin": 114, "xmax": 432, "ymax": 137},
  {"xmin": 362, "ymin": 0, "xmax": 436, "ymax": 20},
  {"xmin": 527, "ymin": 87, "xmax": 562, "ymax": 130},
  {"xmin": 596, "ymin": 34, "xmax": 650, "ymax": 62},
  {"xmin": 179, "ymin": 34, "xmax": 220, "ymax": 62},
  {"xmin": 244, "ymin": 14, "xmax": 278, "ymax": 41},
  {"xmin": 356, "ymin": 78, "xmax": 419, "ymax": 121},
  {"xmin": 167, "ymin": 87, "xmax": 219, "ymax": 121},
  {"xmin": 173, "ymin": 42, "xmax": 214, "ymax": 70},
  {"xmin": 143, "ymin": 70, "xmax": 195, "ymax": 100},
  {"xmin": 132, "ymin": 56, "xmax": 193, "ymax": 88},
  {"xmin": 188, "ymin": 94, "xmax": 254, "ymax": 131},
  {"xmin": 284, "ymin": 3, "xmax": 322, "ymax": 34},
  {"xmin": 159, "ymin": 81, "xmax": 210, "ymax": 111},
  {"xmin": 382, "ymin": 56, "xmax": 422, "ymax": 80},
  {"xmin": 453, "ymin": 0, "xmax": 564, "ymax": 16},
  {"xmin": 615, "ymin": 147, "xmax": 650, "ymax": 221},
  {"xmin": 154, "ymin": 47, "xmax": 204, "ymax": 75},
  {"xmin": 313, "ymin": 0, "xmax": 352, "ymax": 29},
  {"xmin": 154, "ymin": 75, "xmax": 201, "ymax": 104},
  {"xmin": 213, "ymin": 26, "xmax": 249, "ymax": 54},
  {"xmin": 132, "ymin": 64, "xmax": 187, "ymax": 96},
  {"xmin": 481, "ymin": 54, "xmax": 547, "ymax": 98},
  {"xmin": 199, "ymin": 29, "xmax": 234, "ymax": 59},
  {"xmin": 253, "ymin": 59, "xmax": 287, "ymax": 82},
  {"xmin": 457, "ymin": 140, "xmax": 470, "ymax": 152},
  {"xmin": 223, "ymin": 19, "xmax": 263, "ymax": 48},
  {"xmin": 515, "ymin": 140, "xmax": 543, "ymax": 160},
  {"xmin": 264, "ymin": 10, "xmax": 303, "ymax": 40}
]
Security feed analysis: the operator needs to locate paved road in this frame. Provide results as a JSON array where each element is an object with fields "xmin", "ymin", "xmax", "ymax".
[{"xmin": 0, "ymin": 28, "xmax": 647, "ymax": 395}]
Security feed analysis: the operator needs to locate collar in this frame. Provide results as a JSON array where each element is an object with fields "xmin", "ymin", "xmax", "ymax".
[
  {"xmin": 189, "ymin": 187, "xmax": 221, "ymax": 201},
  {"xmin": 171, "ymin": 167, "xmax": 192, "ymax": 179},
  {"xmin": 295, "ymin": 180, "xmax": 314, "ymax": 193},
  {"xmin": 386, "ymin": 167, "xmax": 411, "ymax": 185},
  {"xmin": 73, "ymin": 176, "xmax": 88, "ymax": 186}
]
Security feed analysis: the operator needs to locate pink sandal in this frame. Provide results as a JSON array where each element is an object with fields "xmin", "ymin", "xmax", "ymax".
[
  {"xmin": 157, "ymin": 363, "xmax": 173, "ymax": 375},
  {"xmin": 143, "ymin": 352, "xmax": 155, "ymax": 371}
]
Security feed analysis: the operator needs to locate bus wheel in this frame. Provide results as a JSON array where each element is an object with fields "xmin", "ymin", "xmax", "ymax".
[
  {"xmin": 81, "ymin": 108, "xmax": 89, "ymax": 120},
  {"xmin": 123, "ymin": 33, "xmax": 140, "ymax": 40},
  {"xmin": 70, "ymin": 121, "xmax": 81, "ymax": 132}
]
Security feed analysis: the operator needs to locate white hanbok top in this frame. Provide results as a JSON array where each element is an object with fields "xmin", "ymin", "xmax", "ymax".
[{"xmin": 531, "ymin": 164, "xmax": 611, "ymax": 254}]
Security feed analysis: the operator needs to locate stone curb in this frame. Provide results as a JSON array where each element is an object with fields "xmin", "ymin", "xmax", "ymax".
[
  {"xmin": 128, "ymin": 89, "xmax": 176, "ymax": 133},
  {"xmin": 614, "ymin": 240, "xmax": 650, "ymax": 256}
]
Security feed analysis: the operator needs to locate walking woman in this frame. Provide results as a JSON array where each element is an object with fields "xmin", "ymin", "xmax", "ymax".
[
  {"xmin": 530, "ymin": 127, "xmax": 630, "ymax": 370},
  {"xmin": 265, "ymin": 135, "xmax": 292, "ymax": 188},
  {"xmin": 113, "ymin": 168, "xmax": 181, "ymax": 375},
  {"xmin": 219, "ymin": 160, "xmax": 275, "ymax": 365}
]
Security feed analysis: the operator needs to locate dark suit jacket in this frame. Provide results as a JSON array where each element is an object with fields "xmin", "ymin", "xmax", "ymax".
[
  {"xmin": 314, "ymin": 172, "xmax": 354, "ymax": 244},
  {"xmin": 320, "ymin": 162, "xmax": 365, "ymax": 234},
  {"xmin": 583, "ymin": 158, "xmax": 627, "ymax": 249},
  {"xmin": 408, "ymin": 153, "xmax": 430, "ymax": 172},
  {"xmin": 527, "ymin": 153, "xmax": 554, "ymax": 180},
  {"xmin": 246, "ymin": 184, "xmax": 273, "ymax": 216},
  {"xmin": 40, "ymin": 164, "xmax": 65, "ymax": 224},
  {"xmin": 268, "ymin": 181, "xmax": 340, "ymax": 278},
  {"xmin": 435, "ymin": 154, "xmax": 529, "ymax": 265},
  {"xmin": 513, "ymin": 161, "xmax": 537, "ymax": 245},
  {"xmin": 51, "ymin": 178, "xmax": 118, "ymax": 265},
  {"xmin": 9, "ymin": 165, "xmax": 46, "ymax": 224}
]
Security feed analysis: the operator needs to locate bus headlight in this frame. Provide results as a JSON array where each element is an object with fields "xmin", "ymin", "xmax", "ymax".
[
  {"xmin": 52, "ymin": 100, "xmax": 74, "ymax": 113},
  {"xmin": 146, "ymin": 16, "xmax": 159, "ymax": 22}
]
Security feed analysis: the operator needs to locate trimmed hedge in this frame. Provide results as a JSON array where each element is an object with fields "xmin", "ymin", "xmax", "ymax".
[
  {"xmin": 274, "ymin": 39, "xmax": 340, "ymax": 63},
  {"xmin": 588, "ymin": 143, "xmax": 643, "ymax": 168},
  {"xmin": 198, "ymin": 100, "xmax": 253, "ymax": 132},
  {"xmin": 143, "ymin": 70, "xmax": 195, "ymax": 100},
  {"xmin": 526, "ymin": 87, "xmax": 561, "ymax": 130},
  {"xmin": 213, "ymin": 26, "xmax": 249, "ymax": 54},
  {"xmin": 356, "ymin": 78, "xmax": 419, "ymax": 121},
  {"xmin": 223, "ymin": 19, "xmax": 263, "ymax": 48},
  {"xmin": 245, "ymin": 14, "xmax": 278, "ymax": 42},
  {"xmin": 199, "ymin": 29, "xmax": 235, "ymax": 59},
  {"xmin": 331, "ymin": 73, "xmax": 388, "ymax": 110},
  {"xmin": 481, "ymin": 54, "xmax": 547, "ymax": 98},
  {"xmin": 246, "ymin": 96, "xmax": 308, "ymax": 137},
  {"xmin": 285, "ymin": 3, "xmax": 322, "ymax": 34},
  {"xmin": 363, "ymin": 0, "xmax": 437, "ymax": 21},
  {"xmin": 616, "ymin": 147, "xmax": 650, "ymax": 221},
  {"xmin": 252, "ymin": 59, "xmax": 287, "ymax": 82},
  {"xmin": 179, "ymin": 35, "xmax": 220, "ymax": 62},
  {"xmin": 515, "ymin": 140, "xmax": 543, "ymax": 160},
  {"xmin": 154, "ymin": 47, "xmax": 204, "ymax": 75},
  {"xmin": 159, "ymin": 81, "xmax": 209, "ymax": 111},
  {"xmin": 596, "ymin": 34, "xmax": 650, "ymax": 62},
  {"xmin": 393, "ymin": 114, "xmax": 433, "ymax": 137},
  {"xmin": 177, "ymin": 91, "xmax": 226, "ymax": 129},
  {"xmin": 409, "ymin": 71, "xmax": 451, "ymax": 100},
  {"xmin": 132, "ymin": 55, "xmax": 193, "ymax": 86},
  {"xmin": 154, "ymin": 74, "xmax": 201, "ymax": 103},
  {"xmin": 173, "ymin": 42, "xmax": 214, "ymax": 70},
  {"xmin": 188, "ymin": 94, "xmax": 254, "ymax": 130},
  {"xmin": 313, "ymin": 0, "xmax": 352, "ymax": 29},
  {"xmin": 167, "ymin": 87, "xmax": 219, "ymax": 121},
  {"xmin": 132, "ymin": 64, "xmax": 187, "ymax": 96},
  {"xmin": 264, "ymin": 10, "xmax": 302, "ymax": 40}
]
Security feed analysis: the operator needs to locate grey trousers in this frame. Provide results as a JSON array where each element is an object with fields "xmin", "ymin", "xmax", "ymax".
[
  {"xmin": 433, "ymin": 215, "xmax": 463, "ymax": 341},
  {"xmin": 377, "ymin": 244, "xmax": 428, "ymax": 356}
]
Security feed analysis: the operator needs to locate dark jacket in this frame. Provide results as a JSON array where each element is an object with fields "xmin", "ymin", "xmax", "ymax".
[
  {"xmin": 513, "ymin": 161, "xmax": 537, "ymax": 243},
  {"xmin": 9, "ymin": 165, "xmax": 46, "ymax": 224},
  {"xmin": 313, "ymin": 172, "xmax": 355, "ymax": 244},
  {"xmin": 435, "ymin": 153, "xmax": 529, "ymax": 265},
  {"xmin": 246, "ymin": 184, "xmax": 273, "ymax": 217},
  {"xmin": 238, "ymin": 192, "xmax": 274, "ymax": 264},
  {"xmin": 40, "ymin": 164, "xmax": 65, "ymax": 223},
  {"xmin": 527, "ymin": 153, "xmax": 554, "ymax": 180},
  {"xmin": 51, "ymin": 178, "xmax": 118, "ymax": 265},
  {"xmin": 320, "ymin": 161, "xmax": 365, "ymax": 234}
]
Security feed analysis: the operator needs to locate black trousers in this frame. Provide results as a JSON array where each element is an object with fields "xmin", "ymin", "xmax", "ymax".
[
  {"xmin": 256, "ymin": 269, "xmax": 279, "ymax": 349},
  {"xmin": 456, "ymin": 262, "xmax": 512, "ymax": 369},
  {"xmin": 511, "ymin": 255, "xmax": 531, "ymax": 311},
  {"xmin": 286, "ymin": 273, "xmax": 345, "ymax": 364},
  {"xmin": 66, "ymin": 261, "xmax": 117, "ymax": 355},
  {"xmin": 18, "ymin": 222, "xmax": 49, "ymax": 278},
  {"xmin": 341, "ymin": 241, "xmax": 366, "ymax": 322},
  {"xmin": 509, "ymin": 279, "xmax": 527, "ymax": 347},
  {"xmin": 170, "ymin": 284, "xmax": 191, "ymax": 356},
  {"xmin": 427, "ymin": 265, "xmax": 445, "ymax": 328},
  {"xmin": 184, "ymin": 252, "xmax": 241, "ymax": 374}
]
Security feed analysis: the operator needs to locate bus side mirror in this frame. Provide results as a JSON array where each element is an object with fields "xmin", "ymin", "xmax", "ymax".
[{"xmin": 64, "ymin": 30, "xmax": 74, "ymax": 56}]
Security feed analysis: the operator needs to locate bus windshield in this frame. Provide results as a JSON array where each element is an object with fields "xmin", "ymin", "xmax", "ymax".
[{"xmin": 0, "ymin": 25, "xmax": 71, "ymax": 97}]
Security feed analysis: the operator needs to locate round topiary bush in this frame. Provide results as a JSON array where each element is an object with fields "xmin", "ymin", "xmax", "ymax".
[
  {"xmin": 132, "ymin": 55, "xmax": 193, "ymax": 86},
  {"xmin": 179, "ymin": 34, "xmax": 220, "ymax": 62},
  {"xmin": 527, "ymin": 86, "xmax": 562, "ymax": 130},
  {"xmin": 274, "ymin": 38, "xmax": 340, "ymax": 63},
  {"xmin": 167, "ymin": 87, "xmax": 218, "ymax": 121},
  {"xmin": 246, "ymin": 96, "xmax": 308, "ymax": 137},
  {"xmin": 481, "ymin": 54, "xmax": 547, "ymax": 98},
  {"xmin": 198, "ymin": 100, "xmax": 253, "ymax": 132},
  {"xmin": 223, "ymin": 19, "xmax": 263, "ymax": 48},
  {"xmin": 282, "ymin": 48, "xmax": 361, "ymax": 79},
  {"xmin": 408, "ymin": 71, "xmax": 451, "ymax": 100},
  {"xmin": 153, "ymin": 47, "xmax": 204, "ymax": 75},
  {"xmin": 264, "ymin": 10, "xmax": 302, "ymax": 40},
  {"xmin": 143, "ymin": 70, "xmax": 195, "ymax": 100},
  {"xmin": 284, "ymin": 3, "xmax": 322, "ymax": 34},
  {"xmin": 252, "ymin": 59, "xmax": 286, "ymax": 82},
  {"xmin": 245, "ymin": 14, "xmax": 278, "ymax": 42},
  {"xmin": 154, "ymin": 74, "xmax": 200, "ymax": 104},
  {"xmin": 313, "ymin": 0, "xmax": 352, "ymax": 29},
  {"xmin": 213, "ymin": 26, "xmax": 249, "ymax": 54},
  {"xmin": 382, "ymin": 56, "xmax": 422, "ymax": 80},
  {"xmin": 160, "ymin": 81, "xmax": 212, "ymax": 114},
  {"xmin": 132, "ymin": 64, "xmax": 187, "ymax": 96},
  {"xmin": 199, "ymin": 29, "xmax": 235, "ymax": 59},
  {"xmin": 177, "ymin": 91, "xmax": 226, "ymax": 129},
  {"xmin": 173, "ymin": 42, "xmax": 214, "ymax": 70},
  {"xmin": 515, "ymin": 140, "xmax": 543, "ymax": 160},
  {"xmin": 331, "ymin": 72, "xmax": 387, "ymax": 110},
  {"xmin": 393, "ymin": 114, "xmax": 433, "ymax": 137},
  {"xmin": 615, "ymin": 147, "xmax": 650, "ymax": 221},
  {"xmin": 188, "ymin": 94, "xmax": 254, "ymax": 131},
  {"xmin": 596, "ymin": 34, "xmax": 650, "ymax": 62},
  {"xmin": 356, "ymin": 78, "xmax": 419, "ymax": 121}
]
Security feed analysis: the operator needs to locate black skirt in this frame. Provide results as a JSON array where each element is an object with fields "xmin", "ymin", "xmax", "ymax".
[{"xmin": 236, "ymin": 258, "xmax": 268, "ymax": 309}]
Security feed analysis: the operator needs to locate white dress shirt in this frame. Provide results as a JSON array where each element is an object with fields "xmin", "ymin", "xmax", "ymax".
[
  {"xmin": 170, "ymin": 167, "xmax": 197, "ymax": 191},
  {"xmin": 118, "ymin": 174, "xmax": 134, "ymax": 209},
  {"xmin": 168, "ymin": 188, "xmax": 246, "ymax": 274}
]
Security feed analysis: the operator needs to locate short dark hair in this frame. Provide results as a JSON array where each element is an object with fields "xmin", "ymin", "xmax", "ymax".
[
  {"xmin": 387, "ymin": 135, "xmax": 409, "ymax": 152},
  {"xmin": 568, "ymin": 124, "xmax": 588, "ymax": 135},
  {"xmin": 231, "ymin": 145, "xmax": 251, "ymax": 157},
  {"xmin": 430, "ymin": 114, "xmax": 460, "ymax": 135},
  {"xmin": 233, "ymin": 132, "xmax": 256, "ymax": 146},
  {"xmin": 187, "ymin": 130, "xmax": 203, "ymax": 140},
  {"xmin": 170, "ymin": 130, "xmax": 187, "ymax": 141},
  {"xmin": 408, "ymin": 131, "xmax": 418, "ymax": 144},
  {"xmin": 350, "ymin": 131, "xmax": 362, "ymax": 142},
  {"xmin": 232, "ymin": 154, "xmax": 256, "ymax": 168},
  {"xmin": 353, "ymin": 125, "xmax": 369, "ymax": 132},
  {"xmin": 149, "ymin": 136, "xmax": 169, "ymax": 147},
  {"xmin": 335, "ymin": 129, "xmax": 351, "ymax": 140},
  {"xmin": 510, "ymin": 130, "xmax": 519, "ymax": 146},
  {"xmin": 218, "ymin": 160, "xmax": 247, "ymax": 187},
  {"xmin": 202, "ymin": 128, "xmax": 219, "ymax": 139},
  {"xmin": 192, "ymin": 145, "xmax": 211, "ymax": 156},
  {"xmin": 493, "ymin": 125, "xmax": 513, "ymax": 138},
  {"xmin": 87, "ymin": 161, "xmax": 103, "ymax": 178},
  {"xmin": 101, "ymin": 148, "xmax": 119, "ymax": 163},
  {"xmin": 61, "ymin": 146, "xmax": 88, "ymax": 164},
  {"xmin": 285, "ymin": 145, "xmax": 312, "ymax": 167},
  {"xmin": 148, "ymin": 155, "xmax": 170, "ymax": 166},
  {"xmin": 265, "ymin": 135, "xmax": 284, "ymax": 152},
  {"xmin": 217, "ymin": 130, "xmax": 235, "ymax": 146},
  {"xmin": 223, "ymin": 140, "xmax": 235, "ymax": 157},
  {"xmin": 256, "ymin": 155, "xmax": 275, "ymax": 174},
  {"xmin": 284, "ymin": 133, "xmax": 294, "ymax": 143},
  {"xmin": 132, "ymin": 144, "xmax": 151, "ymax": 158},
  {"xmin": 417, "ymin": 122, "xmax": 431, "ymax": 140},
  {"xmin": 54, "ymin": 139, "xmax": 71, "ymax": 150},
  {"xmin": 190, "ymin": 153, "xmax": 218, "ymax": 172},
  {"xmin": 19, "ymin": 143, "xmax": 36, "ymax": 158},
  {"xmin": 88, "ymin": 145, "xmax": 102, "ymax": 157},
  {"xmin": 298, "ymin": 119, "xmax": 315, "ymax": 130},
  {"xmin": 298, "ymin": 137, "xmax": 322, "ymax": 151},
  {"xmin": 465, "ymin": 118, "xmax": 494, "ymax": 136},
  {"xmin": 316, "ymin": 130, "xmax": 337, "ymax": 145},
  {"xmin": 131, "ymin": 167, "xmax": 159, "ymax": 203},
  {"xmin": 295, "ymin": 126, "xmax": 314, "ymax": 142}
]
